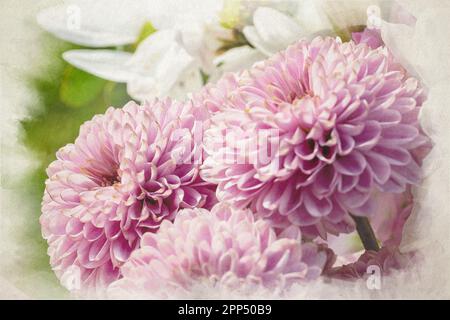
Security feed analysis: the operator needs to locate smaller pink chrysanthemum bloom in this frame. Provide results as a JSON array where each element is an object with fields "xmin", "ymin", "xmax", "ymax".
[
  {"xmin": 40, "ymin": 99, "xmax": 216, "ymax": 293},
  {"xmin": 201, "ymin": 36, "xmax": 431, "ymax": 239},
  {"xmin": 191, "ymin": 72, "xmax": 240, "ymax": 115},
  {"xmin": 107, "ymin": 203, "xmax": 327, "ymax": 298}
]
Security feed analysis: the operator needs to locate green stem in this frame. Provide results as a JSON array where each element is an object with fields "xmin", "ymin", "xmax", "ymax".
[{"xmin": 351, "ymin": 214, "xmax": 380, "ymax": 252}]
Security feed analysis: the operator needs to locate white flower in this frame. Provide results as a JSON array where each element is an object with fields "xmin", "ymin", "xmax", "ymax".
[
  {"xmin": 213, "ymin": 0, "xmax": 302, "ymax": 73},
  {"xmin": 37, "ymin": 0, "xmax": 224, "ymax": 101},
  {"xmin": 243, "ymin": 7, "xmax": 305, "ymax": 56},
  {"xmin": 381, "ymin": 0, "xmax": 450, "ymax": 86},
  {"xmin": 245, "ymin": 1, "xmax": 392, "ymax": 56},
  {"xmin": 212, "ymin": 45, "xmax": 265, "ymax": 76},
  {"xmin": 215, "ymin": 0, "xmax": 391, "ymax": 72},
  {"xmin": 37, "ymin": 0, "xmax": 410, "ymax": 101},
  {"xmin": 219, "ymin": 0, "xmax": 298, "ymax": 29},
  {"xmin": 36, "ymin": 0, "xmax": 151, "ymax": 47}
]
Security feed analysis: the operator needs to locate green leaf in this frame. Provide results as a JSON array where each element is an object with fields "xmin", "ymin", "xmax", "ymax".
[{"xmin": 59, "ymin": 66, "xmax": 107, "ymax": 108}]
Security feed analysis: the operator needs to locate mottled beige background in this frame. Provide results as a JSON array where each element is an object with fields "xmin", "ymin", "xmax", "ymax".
[{"xmin": 0, "ymin": 0, "xmax": 62, "ymax": 299}]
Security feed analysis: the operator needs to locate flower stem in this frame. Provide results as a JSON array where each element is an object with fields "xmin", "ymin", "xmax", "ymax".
[{"xmin": 351, "ymin": 214, "xmax": 380, "ymax": 252}]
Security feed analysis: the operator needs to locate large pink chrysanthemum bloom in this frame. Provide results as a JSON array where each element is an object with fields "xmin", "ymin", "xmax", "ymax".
[
  {"xmin": 107, "ymin": 203, "xmax": 327, "ymax": 298},
  {"xmin": 201, "ymin": 36, "xmax": 431, "ymax": 239},
  {"xmin": 40, "ymin": 99, "xmax": 216, "ymax": 292}
]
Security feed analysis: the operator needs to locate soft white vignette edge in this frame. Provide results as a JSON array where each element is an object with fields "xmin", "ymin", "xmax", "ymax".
[
  {"xmin": 0, "ymin": 0, "xmax": 64, "ymax": 299},
  {"xmin": 0, "ymin": 0, "xmax": 449, "ymax": 299}
]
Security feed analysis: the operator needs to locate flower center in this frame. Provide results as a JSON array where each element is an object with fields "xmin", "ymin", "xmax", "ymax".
[
  {"xmin": 100, "ymin": 173, "xmax": 120, "ymax": 187},
  {"xmin": 81, "ymin": 164, "xmax": 120, "ymax": 187}
]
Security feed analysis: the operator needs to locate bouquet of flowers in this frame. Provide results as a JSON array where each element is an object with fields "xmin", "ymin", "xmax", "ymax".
[{"xmin": 29, "ymin": 0, "xmax": 449, "ymax": 299}]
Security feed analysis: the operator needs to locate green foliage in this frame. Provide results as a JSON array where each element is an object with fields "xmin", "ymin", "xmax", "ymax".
[
  {"xmin": 60, "ymin": 66, "xmax": 107, "ymax": 108},
  {"xmin": 17, "ymin": 34, "xmax": 132, "ymax": 296},
  {"xmin": 21, "ymin": 43, "xmax": 132, "ymax": 166}
]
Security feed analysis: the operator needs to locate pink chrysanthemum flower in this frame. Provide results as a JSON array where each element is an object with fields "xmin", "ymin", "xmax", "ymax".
[
  {"xmin": 40, "ymin": 99, "xmax": 216, "ymax": 292},
  {"xmin": 191, "ymin": 72, "xmax": 240, "ymax": 115},
  {"xmin": 107, "ymin": 203, "xmax": 327, "ymax": 298},
  {"xmin": 201, "ymin": 37, "xmax": 431, "ymax": 238}
]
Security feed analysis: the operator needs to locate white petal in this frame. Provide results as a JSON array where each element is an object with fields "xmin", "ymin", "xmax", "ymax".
[
  {"xmin": 380, "ymin": 22, "xmax": 418, "ymax": 78},
  {"xmin": 126, "ymin": 77, "xmax": 158, "ymax": 102},
  {"xmin": 37, "ymin": 0, "xmax": 150, "ymax": 47},
  {"xmin": 252, "ymin": 7, "xmax": 304, "ymax": 54},
  {"xmin": 127, "ymin": 29, "xmax": 195, "ymax": 79},
  {"xmin": 322, "ymin": 0, "xmax": 383, "ymax": 30},
  {"xmin": 230, "ymin": 0, "xmax": 299, "ymax": 27},
  {"xmin": 127, "ymin": 66, "xmax": 202, "ymax": 102},
  {"xmin": 243, "ymin": 26, "xmax": 274, "ymax": 57},
  {"xmin": 294, "ymin": 0, "xmax": 333, "ymax": 34},
  {"xmin": 126, "ymin": 30, "xmax": 197, "ymax": 101},
  {"xmin": 63, "ymin": 50, "xmax": 134, "ymax": 82},
  {"xmin": 168, "ymin": 68, "xmax": 203, "ymax": 100},
  {"xmin": 213, "ymin": 45, "xmax": 265, "ymax": 73}
]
